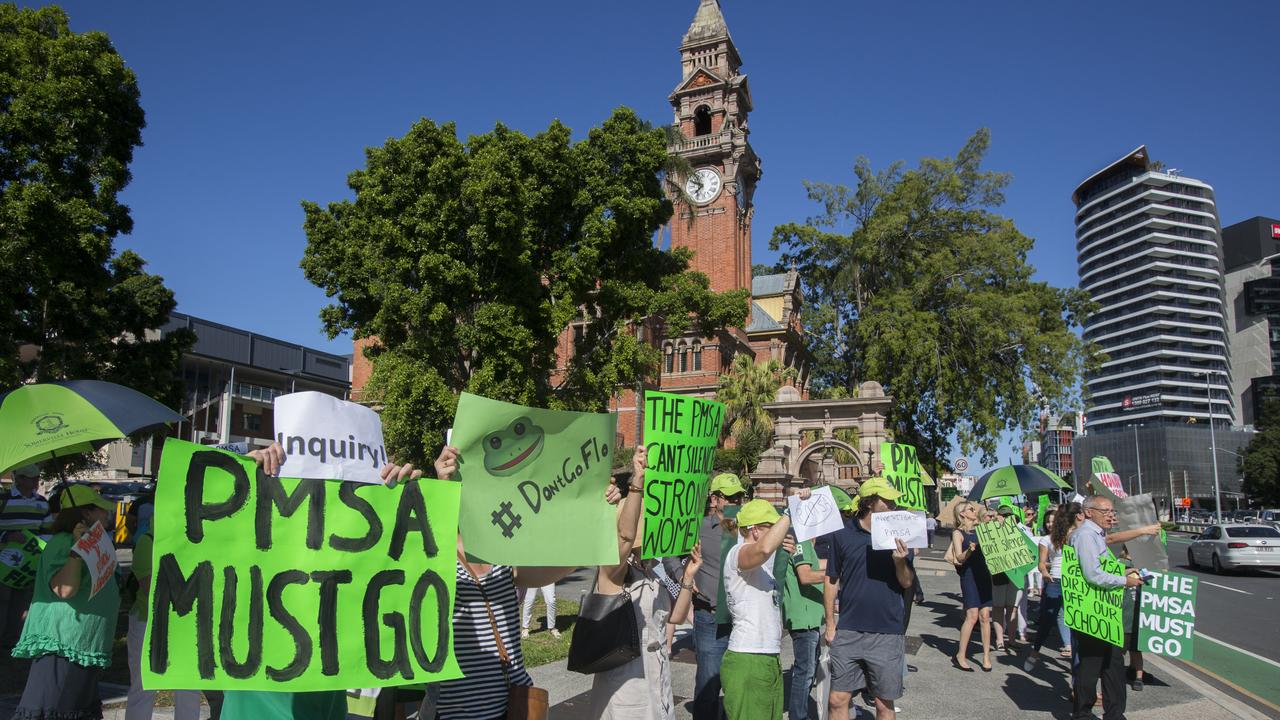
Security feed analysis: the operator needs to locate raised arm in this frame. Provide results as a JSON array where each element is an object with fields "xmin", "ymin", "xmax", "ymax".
[
  {"xmin": 667, "ymin": 544, "xmax": 703, "ymax": 625},
  {"xmin": 1106, "ymin": 524, "xmax": 1160, "ymax": 547}
]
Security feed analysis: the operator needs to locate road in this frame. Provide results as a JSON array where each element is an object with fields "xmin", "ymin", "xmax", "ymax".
[{"xmin": 1163, "ymin": 534, "xmax": 1280, "ymax": 711}]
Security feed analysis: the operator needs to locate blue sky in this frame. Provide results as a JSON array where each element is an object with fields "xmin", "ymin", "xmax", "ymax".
[{"xmin": 35, "ymin": 1, "xmax": 1280, "ymax": 469}]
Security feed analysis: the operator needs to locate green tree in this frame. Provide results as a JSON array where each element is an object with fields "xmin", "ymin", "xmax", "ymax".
[
  {"xmin": 1242, "ymin": 400, "xmax": 1280, "ymax": 506},
  {"xmin": 0, "ymin": 5, "xmax": 190, "ymax": 403},
  {"xmin": 715, "ymin": 355, "xmax": 791, "ymax": 474},
  {"xmin": 771, "ymin": 130, "xmax": 1097, "ymax": 464},
  {"xmin": 302, "ymin": 108, "xmax": 748, "ymax": 466}
]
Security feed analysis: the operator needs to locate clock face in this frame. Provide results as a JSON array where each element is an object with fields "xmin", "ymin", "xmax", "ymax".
[{"xmin": 684, "ymin": 168, "xmax": 722, "ymax": 205}]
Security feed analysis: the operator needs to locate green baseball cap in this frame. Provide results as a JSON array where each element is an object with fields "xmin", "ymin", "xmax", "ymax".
[
  {"xmin": 710, "ymin": 473, "xmax": 747, "ymax": 497},
  {"xmin": 737, "ymin": 499, "xmax": 781, "ymax": 528},
  {"xmin": 829, "ymin": 486, "xmax": 856, "ymax": 511},
  {"xmin": 857, "ymin": 477, "xmax": 902, "ymax": 501},
  {"xmin": 56, "ymin": 484, "xmax": 113, "ymax": 512}
]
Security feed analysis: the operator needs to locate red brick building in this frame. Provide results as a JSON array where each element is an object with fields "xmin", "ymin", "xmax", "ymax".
[{"xmin": 354, "ymin": 1, "xmax": 810, "ymax": 445}]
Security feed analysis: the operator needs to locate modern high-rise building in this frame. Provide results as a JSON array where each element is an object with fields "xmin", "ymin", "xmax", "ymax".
[
  {"xmin": 1074, "ymin": 146, "xmax": 1232, "ymax": 430},
  {"xmin": 1222, "ymin": 216, "xmax": 1280, "ymax": 426}
]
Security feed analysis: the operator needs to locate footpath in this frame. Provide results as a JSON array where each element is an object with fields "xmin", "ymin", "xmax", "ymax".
[{"xmin": 534, "ymin": 544, "xmax": 1271, "ymax": 720}]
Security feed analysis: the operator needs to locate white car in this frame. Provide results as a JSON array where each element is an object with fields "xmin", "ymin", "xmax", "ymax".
[{"xmin": 1187, "ymin": 524, "xmax": 1280, "ymax": 573}]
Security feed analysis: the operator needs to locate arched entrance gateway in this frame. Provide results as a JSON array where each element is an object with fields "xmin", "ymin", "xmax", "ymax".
[{"xmin": 750, "ymin": 381, "xmax": 893, "ymax": 506}]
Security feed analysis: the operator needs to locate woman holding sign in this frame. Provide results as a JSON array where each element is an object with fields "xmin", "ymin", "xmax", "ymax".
[
  {"xmin": 947, "ymin": 501, "xmax": 992, "ymax": 672},
  {"xmin": 11, "ymin": 485, "xmax": 120, "ymax": 720}
]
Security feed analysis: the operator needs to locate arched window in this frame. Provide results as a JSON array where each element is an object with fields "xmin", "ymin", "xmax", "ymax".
[
  {"xmin": 692, "ymin": 342, "xmax": 702, "ymax": 371},
  {"xmin": 664, "ymin": 344, "xmax": 674, "ymax": 374},
  {"xmin": 679, "ymin": 342, "xmax": 689, "ymax": 373},
  {"xmin": 694, "ymin": 106, "xmax": 712, "ymax": 137}
]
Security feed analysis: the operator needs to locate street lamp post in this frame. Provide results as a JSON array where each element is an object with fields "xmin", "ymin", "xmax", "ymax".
[
  {"xmin": 1130, "ymin": 423, "xmax": 1144, "ymax": 495},
  {"xmin": 1204, "ymin": 371, "xmax": 1223, "ymax": 524}
]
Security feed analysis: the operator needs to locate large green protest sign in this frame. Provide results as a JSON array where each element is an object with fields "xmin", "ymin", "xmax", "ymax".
[
  {"xmin": 453, "ymin": 392, "xmax": 618, "ymax": 566},
  {"xmin": 1060, "ymin": 545, "xmax": 1125, "ymax": 647},
  {"xmin": 880, "ymin": 442, "xmax": 926, "ymax": 511},
  {"xmin": 143, "ymin": 439, "xmax": 461, "ymax": 691},
  {"xmin": 642, "ymin": 391, "xmax": 723, "ymax": 559},
  {"xmin": 974, "ymin": 519, "xmax": 1037, "ymax": 582},
  {"xmin": 1138, "ymin": 570, "xmax": 1197, "ymax": 660}
]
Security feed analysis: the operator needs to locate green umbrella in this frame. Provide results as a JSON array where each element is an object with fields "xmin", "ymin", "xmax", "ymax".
[
  {"xmin": 0, "ymin": 380, "xmax": 181, "ymax": 473},
  {"xmin": 967, "ymin": 464, "xmax": 1070, "ymax": 501}
]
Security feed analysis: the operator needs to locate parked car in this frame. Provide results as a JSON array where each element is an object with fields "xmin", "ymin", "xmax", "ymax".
[
  {"xmin": 1258, "ymin": 509, "xmax": 1280, "ymax": 527},
  {"xmin": 1187, "ymin": 524, "xmax": 1280, "ymax": 573}
]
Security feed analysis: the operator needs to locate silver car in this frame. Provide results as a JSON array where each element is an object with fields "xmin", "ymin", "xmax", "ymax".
[{"xmin": 1187, "ymin": 524, "xmax": 1280, "ymax": 573}]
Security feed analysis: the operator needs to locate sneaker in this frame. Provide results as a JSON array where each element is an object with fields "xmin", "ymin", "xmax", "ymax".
[
  {"xmin": 1023, "ymin": 652, "xmax": 1039, "ymax": 673},
  {"xmin": 1131, "ymin": 678, "xmax": 1144, "ymax": 691},
  {"xmin": 520, "ymin": 628, "xmax": 530, "ymax": 639},
  {"xmin": 550, "ymin": 628, "xmax": 562, "ymax": 639}
]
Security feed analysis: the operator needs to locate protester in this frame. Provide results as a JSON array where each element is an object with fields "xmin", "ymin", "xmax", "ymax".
[
  {"xmin": 123, "ymin": 502, "xmax": 202, "ymax": 720},
  {"xmin": 0, "ymin": 464, "xmax": 51, "ymax": 653},
  {"xmin": 692, "ymin": 472, "xmax": 746, "ymax": 720},
  {"xmin": 1026, "ymin": 506, "xmax": 1074, "ymax": 669},
  {"xmin": 1117, "ymin": 548, "xmax": 1146, "ymax": 692},
  {"xmin": 520, "ymin": 582, "xmax": 559, "ymax": 639},
  {"xmin": 10, "ymin": 484, "xmax": 120, "ymax": 720},
  {"xmin": 1069, "ymin": 495, "xmax": 1145, "ymax": 720},
  {"xmin": 586, "ymin": 456, "xmax": 700, "ymax": 720},
  {"xmin": 947, "ymin": 500, "xmax": 992, "ymax": 672},
  {"xmin": 824, "ymin": 479, "xmax": 915, "ymax": 720},
  {"xmin": 720, "ymin": 494, "xmax": 805, "ymax": 720},
  {"xmin": 990, "ymin": 507, "xmax": 1020, "ymax": 650},
  {"xmin": 776, "ymin": 530, "xmax": 825, "ymax": 720},
  {"xmin": 924, "ymin": 513, "xmax": 937, "ymax": 548}
]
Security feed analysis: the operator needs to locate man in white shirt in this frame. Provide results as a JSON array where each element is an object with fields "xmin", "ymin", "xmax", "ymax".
[{"xmin": 720, "ymin": 495, "xmax": 806, "ymax": 720}]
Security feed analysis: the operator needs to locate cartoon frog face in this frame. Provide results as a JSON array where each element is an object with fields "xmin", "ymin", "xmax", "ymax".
[{"xmin": 482, "ymin": 416, "xmax": 545, "ymax": 476}]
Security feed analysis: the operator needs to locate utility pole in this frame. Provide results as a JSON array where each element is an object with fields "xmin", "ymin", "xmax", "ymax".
[{"xmin": 1204, "ymin": 372, "xmax": 1223, "ymax": 523}]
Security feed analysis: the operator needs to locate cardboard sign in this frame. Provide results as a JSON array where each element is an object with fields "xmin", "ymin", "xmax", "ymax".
[
  {"xmin": 1061, "ymin": 545, "xmax": 1125, "ymax": 647},
  {"xmin": 974, "ymin": 519, "xmax": 1037, "ymax": 578},
  {"xmin": 880, "ymin": 443, "xmax": 926, "ymax": 511},
  {"xmin": 142, "ymin": 439, "xmax": 462, "ymax": 691},
  {"xmin": 787, "ymin": 487, "xmax": 847, "ymax": 543},
  {"xmin": 453, "ymin": 393, "xmax": 618, "ymax": 566},
  {"xmin": 870, "ymin": 511, "xmax": 927, "ymax": 550},
  {"xmin": 71, "ymin": 521, "xmax": 117, "ymax": 598},
  {"xmin": 641, "ymin": 391, "xmax": 723, "ymax": 558},
  {"xmin": 0, "ymin": 530, "xmax": 46, "ymax": 588},
  {"xmin": 275, "ymin": 392, "xmax": 388, "ymax": 484},
  {"xmin": 1138, "ymin": 570, "xmax": 1197, "ymax": 660}
]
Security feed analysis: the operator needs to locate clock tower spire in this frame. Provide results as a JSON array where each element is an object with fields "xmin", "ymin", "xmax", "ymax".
[{"xmin": 668, "ymin": 0, "xmax": 759, "ymax": 294}]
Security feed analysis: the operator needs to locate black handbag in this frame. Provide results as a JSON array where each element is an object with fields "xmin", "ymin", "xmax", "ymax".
[{"xmin": 567, "ymin": 571, "xmax": 642, "ymax": 674}]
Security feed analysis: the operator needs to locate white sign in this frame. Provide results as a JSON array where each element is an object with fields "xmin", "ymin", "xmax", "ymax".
[
  {"xmin": 870, "ymin": 511, "xmax": 928, "ymax": 550},
  {"xmin": 787, "ymin": 487, "xmax": 846, "ymax": 542},
  {"xmin": 954, "ymin": 457, "xmax": 969, "ymax": 473},
  {"xmin": 274, "ymin": 392, "xmax": 388, "ymax": 484},
  {"xmin": 71, "ymin": 521, "xmax": 117, "ymax": 598},
  {"xmin": 1096, "ymin": 472, "xmax": 1128, "ymax": 498}
]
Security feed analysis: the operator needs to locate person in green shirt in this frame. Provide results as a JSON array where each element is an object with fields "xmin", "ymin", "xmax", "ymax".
[
  {"xmin": 11, "ymin": 484, "xmax": 119, "ymax": 720},
  {"xmin": 776, "ymin": 533, "xmax": 827, "ymax": 720}
]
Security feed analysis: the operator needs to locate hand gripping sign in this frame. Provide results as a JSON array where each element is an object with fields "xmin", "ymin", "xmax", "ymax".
[
  {"xmin": 72, "ymin": 522, "xmax": 117, "ymax": 598},
  {"xmin": 142, "ymin": 439, "xmax": 461, "ymax": 691},
  {"xmin": 274, "ymin": 392, "xmax": 389, "ymax": 485},
  {"xmin": 452, "ymin": 393, "xmax": 619, "ymax": 567},
  {"xmin": 642, "ymin": 391, "xmax": 723, "ymax": 558}
]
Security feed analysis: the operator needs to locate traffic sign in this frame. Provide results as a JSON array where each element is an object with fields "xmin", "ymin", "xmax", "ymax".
[{"xmin": 954, "ymin": 457, "xmax": 969, "ymax": 473}]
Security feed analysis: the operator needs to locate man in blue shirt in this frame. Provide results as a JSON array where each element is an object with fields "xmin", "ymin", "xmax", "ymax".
[
  {"xmin": 823, "ymin": 478, "xmax": 915, "ymax": 720},
  {"xmin": 1069, "ymin": 495, "xmax": 1145, "ymax": 720}
]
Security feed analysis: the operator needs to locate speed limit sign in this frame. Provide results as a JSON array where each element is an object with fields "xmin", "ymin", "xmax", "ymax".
[{"xmin": 954, "ymin": 457, "xmax": 969, "ymax": 473}]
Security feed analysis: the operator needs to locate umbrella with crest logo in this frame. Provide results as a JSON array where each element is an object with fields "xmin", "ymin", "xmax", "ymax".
[
  {"xmin": 0, "ymin": 380, "xmax": 181, "ymax": 474},
  {"xmin": 966, "ymin": 464, "xmax": 1071, "ymax": 501}
]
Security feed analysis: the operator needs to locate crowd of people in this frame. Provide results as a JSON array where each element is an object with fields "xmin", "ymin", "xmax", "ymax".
[{"xmin": 0, "ymin": 418, "xmax": 1164, "ymax": 720}]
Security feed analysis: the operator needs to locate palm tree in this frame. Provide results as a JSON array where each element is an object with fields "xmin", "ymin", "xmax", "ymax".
[{"xmin": 717, "ymin": 355, "xmax": 785, "ymax": 441}]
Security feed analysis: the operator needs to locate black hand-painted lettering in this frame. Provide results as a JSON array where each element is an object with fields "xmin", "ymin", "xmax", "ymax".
[
  {"xmin": 218, "ymin": 565, "xmax": 264, "ymax": 678},
  {"xmin": 256, "ymin": 474, "xmax": 325, "ymax": 550},
  {"xmin": 408, "ymin": 569, "xmax": 450, "ymax": 672},
  {"xmin": 265, "ymin": 569, "xmax": 312, "ymax": 681},
  {"xmin": 363, "ymin": 569, "xmax": 412, "ymax": 680},
  {"xmin": 149, "ymin": 554, "xmax": 215, "ymax": 678},
  {"xmin": 185, "ymin": 451, "xmax": 250, "ymax": 543},
  {"xmin": 311, "ymin": 569, "xmax": 353, "ymax": 676},
  {"xmin": 388, "ymin": 481, "xmax": 437, "ymax": 561},
  {"xmin": 330, "ymin": 482, "xmax": 382, "ymax": 553}
]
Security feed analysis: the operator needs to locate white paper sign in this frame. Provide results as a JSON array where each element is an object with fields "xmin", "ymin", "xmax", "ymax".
[
  {"xmin": 871, "ymin": 511, "xmax": 928, "ymax": 550},
  {"xmin": 274, "ymin": 392, "xmax": 388, "ymax": 484},
  {"xmin": 71, "ymin": 521, "xmax": 117, "ymax": 598},
  {"xmin": 787, "ymin": 487, "xmax": 846, "ymax": 542}
]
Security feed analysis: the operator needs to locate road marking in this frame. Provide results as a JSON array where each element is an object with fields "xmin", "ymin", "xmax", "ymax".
[
  {"xmin": 1198, "ymin": 580, "xmax": 1252, "ymax": 595},
  {"xmin": 1196, "ymin": 632, "xmax": 1280, "ymax": 669}
]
